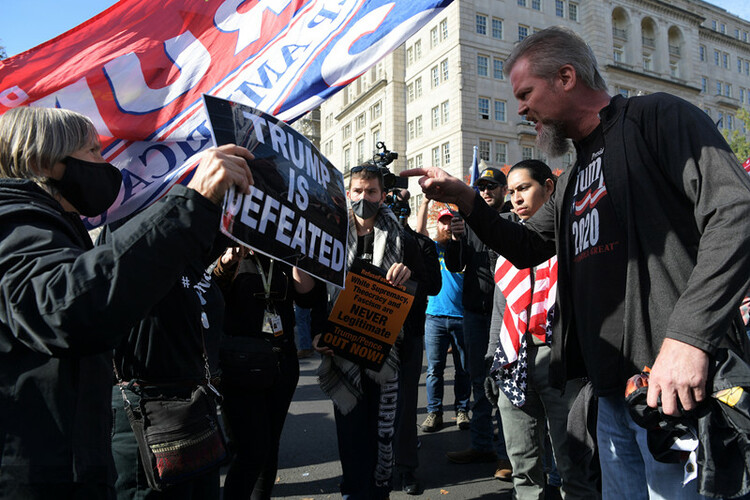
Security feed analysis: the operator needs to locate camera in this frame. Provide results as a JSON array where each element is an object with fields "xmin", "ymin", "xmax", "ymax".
[{"xmin": 372, "ymin": 142, "xmax": 408, "ymax": 191}]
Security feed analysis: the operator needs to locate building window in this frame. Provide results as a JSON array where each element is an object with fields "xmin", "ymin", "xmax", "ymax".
[
  {"xmin": 522, "ymin": 146, "xmax": 534, "ymax": 160},
  {"xmin": 430, "ymin": 27, "xmax": 438, "ymax": 48},
  {"xmin": 716, "ymin": 81, "xmax": 723, "ymax": 95},
  {"xmin": 613, "ymin": 47, "xmax": 624, "ymax": 63},
  {"xmin": 415, "ymin": 40, "xmax": 422, "ymax": 60},
  {"xmin": 643, "ymin": 55, "xmax": 652, "ymax": 71},
  {"xmin": 725, "ymin": 83, "xmax": 732, "ymax": 97},
  {"xmin": 415, "ymin": 154, "xmax": 423, "ymax": 169},
  {"xmin": 714, "ymin": 50, "xmax": 720, "ymax": 66},
  {"xmin": 442, "ymin": 142, "xmax": 451, "ymax": 165},
  {"xmin": 737, "ymin": 29, "xmax": 742, "ymax": 39},
  {"xmin": 432, "ymin": 147, "xmax": 440, "ymax": 167},
  {"xmin": 406, "ymin": 47, "xmax": 414, "ymax": 66},
  {"xmin": 493, "ymin": 58, "xmax": 504, "ymax": 79},
  {"xmin": 494, "ymin": 100, "xmax": 506, "ymax": 121},
  {"xmin": 718, "ymin": 112, "xmax": 724, "ymax": 129},
  {"xmin": 712, "ymin": 20, "xmax": 717, "ymax": 31},
  {"xmin": 357, "ymin": 137, "xmax": 365, "ymax": 163},
  {"xmin": 431, "ymin": 106, "xmax": 440, "ymax": 128},
  {"xmin": 568, "ymin": 3, "xmax": 578, "ymax": 21},
  {"xmin": 701, "ymin": 77, "xmax": 707, "ymax": 93},
  {"xmin": 407, "ymin": 82, "xmax": 415, "ymax": 103},
  {"xmin": 415, "ymin": 116, "xmax": 423, "ymax": 136},
  {"xmin": 741, "ymin": 87, "xmax": 745, "ymax": 104},
  {"xmin": 441, "ymin": 59, "xmax": 449, "ymax": 81},
  {"xmin": 477, "ymin": 55, "xmax": 489, "ymax": 76},
  {"xmin": 495, "ymin": 142, "xmax": 507, "ymax": 164},
  {"xmin": 728, "ymin": 114, "xmax": 734, "ymax": 130},
  {"xmin": 440, "ymin": 19, "xmax": 448, "ymax": 40},
  {"xmin": 370, "ymin": 101, "xmax": 382, "ymax": 121},
  {"xmin": 720, "ymin": 23, "xmax": 726, "ymax": 34},
  {"xmin": 343, "ymin": 123, "xmax": 352, "ymax": 139},
  {"xmin": 746, "ymin": 61, "xmax": 749, "ymax": 75},
  {"xmin": 478, "ymin": 97, "xmax": 490, "ymax": 120},
  {"xmin": 518, "ymin": 0, "xmax": 526, "ymax": 6},
  {"xmin": 476, "ymin": 14, "xmax": 487, "ymax": 35},
  {"xmin": 492, "ymin": 18, "xmax": 503, "ymax": 39},
  {"xmin": 531, "ymin": 0, "xmax": 541, "ymax": 10},
  {"xmin": 441, "ymin": 100, "xmax": 450, "ymax": 124},
  {"xmin": 372, "ymin": 127, "xmax": 381, "ymax": 149},
  {"xmin": 431, "ymin": 66, "xmax": 440, "ymax": 88},
  {"xmin": 739, "ymin": 58, "xmax": 744, "ymax": 73},
  {"xmin": 344, "ymin": 147, "xmax": 351, "ymax": 170},
  {"xmin": 699, "ymin": 45, "xmax": 705, "ymax": 62},
  {"xmin": 618, "ymin": 87, "xmax": 630, "ymax": 98},
  {"xmin": 408, "ymin": 120, "xmax": 415, "ymax": 140},
  {"xmin": 518, "ymin": 25, "xmax": 529, "ymax": 41},
  {"xmin": 479, "ymin": 140, "xmax": 491, "ymax": 161},
  {"xmin": 355, "ymin": 113, "xmax": 366, "ymax": 130},
  {"xmin": 556, "ymin": 0, "xmax": 564, "ymax": 17},
  {"xmin": 415, "ymin": 77, "xmax": 423, "ymax": 98},
  {"xmin": 723, "ymin": 53, "xmax": 729, "ymax": 69}
]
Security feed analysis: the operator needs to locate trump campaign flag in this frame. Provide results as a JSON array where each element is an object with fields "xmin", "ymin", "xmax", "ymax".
[{"xmin": 0, "ymin": 0, "xmax": 453, "ymax": 227}]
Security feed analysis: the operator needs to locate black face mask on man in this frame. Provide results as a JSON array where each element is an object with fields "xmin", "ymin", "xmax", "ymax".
[
  {"xmin": 351, "ymin": 198, "xmax": 381, "ymax": 220},
  {"xmin": 48, "ymin": 157, "xmax": 122, "ymax": 216}
]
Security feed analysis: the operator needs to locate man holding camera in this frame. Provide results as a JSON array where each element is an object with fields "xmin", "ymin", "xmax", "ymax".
[{"xmin": 416, "ymin": 201, "xmax": 471, "ymax": 434}]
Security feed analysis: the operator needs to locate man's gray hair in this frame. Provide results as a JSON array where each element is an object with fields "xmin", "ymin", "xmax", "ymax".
[
  {"xmin": 505, "ymin": 26, "xmax": 608, "ymax": 91},
  {"xmin": 0, "ymin": 107, "xmax": 96, "ymax": 187}
]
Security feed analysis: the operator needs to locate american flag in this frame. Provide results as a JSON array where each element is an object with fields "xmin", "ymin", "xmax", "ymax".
[{"xmin": 491, "ymin": 255, "xmax": 557, "ymax": 407}]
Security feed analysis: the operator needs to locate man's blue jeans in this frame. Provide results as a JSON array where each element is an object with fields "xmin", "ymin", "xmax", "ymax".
[
  {"xmin": 598, "ymin": 395, "xmax": 708, "ymax": 500},
  {"xmin": 424, "ymin": 314, "xmax": 470, "ymax": 414},
  {"xmin": 463, "ymin": 310, "xmax": 506, "ymax": 456}
]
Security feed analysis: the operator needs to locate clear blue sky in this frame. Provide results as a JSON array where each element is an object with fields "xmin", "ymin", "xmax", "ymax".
[{"xmin": 1, "ymin": 0, "xmax": 750, "ymax": 58}]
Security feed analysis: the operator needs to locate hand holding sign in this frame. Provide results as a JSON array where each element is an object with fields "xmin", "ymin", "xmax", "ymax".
[
  {"xmin": 386, "ymin": 262, "xmax": 411, "ymax": 287},
  {"xmin": 220, "ymin": 246, "xmax": 249, "ymax": 266},
  {"xmin": 187, "ymin": 144, "xmax": 255, "ymax": 205}
]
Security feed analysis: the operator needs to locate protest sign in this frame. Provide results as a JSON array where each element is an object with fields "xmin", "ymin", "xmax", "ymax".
[
  {"xmin": 204, "ymin": 94, "xmax": 348, "ymax": 287},
  {"xmin": 320, "ymin": 260, "xmax": 415, "ymax": 370}
]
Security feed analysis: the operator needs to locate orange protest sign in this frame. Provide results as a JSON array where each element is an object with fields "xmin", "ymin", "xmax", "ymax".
[{"xmin": 320, "ymin": 260, "xmax": 415, "ymax": 370}]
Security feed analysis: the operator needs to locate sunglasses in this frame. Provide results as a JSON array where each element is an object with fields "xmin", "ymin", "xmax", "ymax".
[
  {"xmin": 351, "ymin": 164, "xmax": 382, "ymax": 174},
  {"xmin": 477, "ymin": 182, "xmax": 500, "ymax": 191}
]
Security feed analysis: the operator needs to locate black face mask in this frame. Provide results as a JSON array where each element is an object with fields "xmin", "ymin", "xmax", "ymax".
[
  {"xmin": 49, "ymin": 157, "xmax": 122, "ymax": 216},
  {"xmin": 351, "ymin": 198, "xmax": 381, "ymax": 220}
]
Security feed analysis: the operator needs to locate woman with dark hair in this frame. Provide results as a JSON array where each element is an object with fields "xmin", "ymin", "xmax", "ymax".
[
  {"xmin": 0, "ymin": 106, "xmax": 252, "ymax": 499},
  {"xmin": 488, "ymin": 159, "xmax": 598, "ymax": 499}
]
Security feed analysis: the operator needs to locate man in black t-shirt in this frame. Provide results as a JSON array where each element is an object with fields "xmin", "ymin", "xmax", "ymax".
[{"xmin": 403, "ymin": 26, "xmax": 750, "ymax": 500}]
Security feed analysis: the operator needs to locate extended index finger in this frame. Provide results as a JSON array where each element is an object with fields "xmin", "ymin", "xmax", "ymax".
[{"xmin": 400, "ymin": 168, "xmax": 430, "ymax": 177}]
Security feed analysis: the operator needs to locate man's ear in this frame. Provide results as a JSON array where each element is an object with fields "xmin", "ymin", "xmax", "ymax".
[{"xmin": 558, "ymin": 64, "xmax": 577, "ymax": 91}]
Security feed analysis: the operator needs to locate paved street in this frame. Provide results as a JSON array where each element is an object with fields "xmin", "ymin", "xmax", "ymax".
[{"xmin": 268, "ymin": 354, "xmax": 513, "ymax": 499}]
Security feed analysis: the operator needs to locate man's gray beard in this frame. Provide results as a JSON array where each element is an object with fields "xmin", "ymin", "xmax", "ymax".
[{"xmin": 537, "ymin": 121, "xmax": 571, "ymax": 158}]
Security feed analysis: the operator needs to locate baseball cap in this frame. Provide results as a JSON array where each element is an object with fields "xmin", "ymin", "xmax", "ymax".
[
  {"xmin": 474, "ymin": 167, "xmax": 507, "ymax": 186},
  {"xmin": 437, "ymin": 208, "xmax": 454, "ymax": 220}
]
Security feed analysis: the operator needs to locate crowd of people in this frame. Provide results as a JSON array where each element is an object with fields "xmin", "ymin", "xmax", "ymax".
[{"xmin": 0, "ymin": 25, "xmax": 749, "ymax": 500}]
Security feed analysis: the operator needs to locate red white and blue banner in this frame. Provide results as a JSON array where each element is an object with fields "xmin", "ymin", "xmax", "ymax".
[{"xmin": 0, "ymin": 0, "xmax": 452, "ymax": 227}]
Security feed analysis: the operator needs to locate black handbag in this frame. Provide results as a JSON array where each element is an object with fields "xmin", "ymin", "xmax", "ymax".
[
  {"xmin": 120, "ymin": 383, "xmax": 230, "ymax": 491},
  {"xmin": 219, "ymin": 335, "xmax": 279, "ymax": 390}
]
